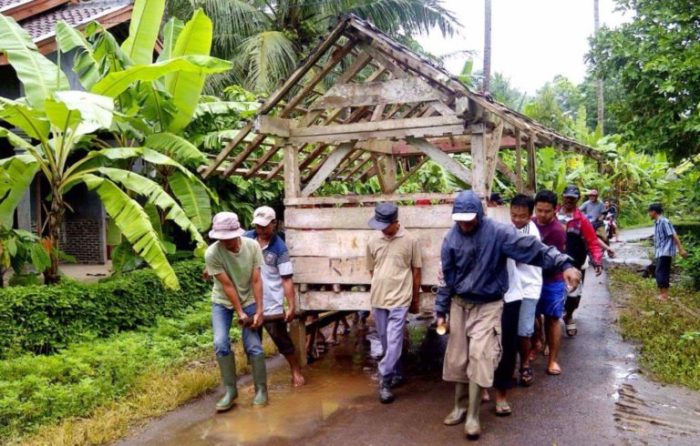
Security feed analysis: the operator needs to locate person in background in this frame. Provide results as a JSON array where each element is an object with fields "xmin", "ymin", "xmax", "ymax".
[
  {"xmin": 366, "ymin": 202, "xmax": 422, "ymax": 404},
  {"xmin": 492, "ymin": 194, "xmax": 542, "ymax": 416},
  {"xmin": 245, "ymin": 206, "xmax": 305, "ymax": 387},
  {"xmin": 603, "ymin": 199, "xmax": 619, "ymax": 242},
  {"xmin": 648, "ymin": 203, "xmax": 688, "ymax": 300},
  {"xmin": 488, "ymin": 192, "xmax": 505, "ymax": 208},
  {"xmin": 205, "ymin": 212, "xmax": 267, "ymax": 411},
  {"xmin": 438, "ymin": 190, "xmax": 580, "ymax": 440},
  {"xmin": 558, "ymin": 185, "xmax": 603, "ymax": 338},
  {"xmin": 579, "ymin": 189, "xmax": 605, "ymax": 221}
]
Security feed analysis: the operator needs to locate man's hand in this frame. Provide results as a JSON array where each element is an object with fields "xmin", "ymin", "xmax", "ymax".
[
  {"xmin": 409, "ymin": 297, "xmax": 420, "ymax": 314},
  {"xmin": 563, "ymin": 267, "xmax": 582, "ymax": 291},
  {"xmin": 594, "ymin": 263, "xmax": 603, "ymax": 276},
  {"xmin": 679, "ymin": 248, "xmax": 689, "ymax": 259},
  {"xmin": 607, "ymin": 248, "xmax": 616, "ymax": 258},
  {"xmin": 285, "ymin": 306, "xmax": 296, "ymax": 323},
  {"xmin": 252, "ymin": 311, "xmax": 264, "ymax": 329},
  {"xmin": 237, "ymin": 310, "xmax": 249, "ymax": 325},
  {"xmin": 436, "ymin": 315, "xmax": 446, "ymax": 328},
  {"xmin": 202, "ymin": 269, "xmax": 210, "ymax": 281}
]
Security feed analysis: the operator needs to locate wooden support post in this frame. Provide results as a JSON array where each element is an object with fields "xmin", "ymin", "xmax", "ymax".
[
  {"xmin": 514, "ymin": 129, "xmax": 524, "ymax": 193},
  {"xmin": 370, "ymin": 141, "xmax": 397, "ymax": 193},
  {"xmin": 283, "ymin": 145, "xmax": 300, "ymax": 199},
  {"xmin": 300, "ymin": 142, "xmax": 354, "ymax": 196},
  {"xmin": 409, "ymin": 137, "xmax": 472, "ymax": 185},
  {"xmin": 289, "ymin": 320, "xmax": 307, "ymax": 367},
  {"xmin": 526, "ymin": 135, "xmax": 537, "ymax": 193},
  {"xmin": 483, "ymin": 119, "xmax": 504, "ymax": 193},
  {"xmin": 470, "ymin": 125, "xmax": 488, "ymax": 203}
]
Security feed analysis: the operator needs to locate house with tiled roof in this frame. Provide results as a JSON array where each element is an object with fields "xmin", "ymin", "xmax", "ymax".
[{"xmin": 1, "ymin": 0, "xmax": 134, "ymax": 265}]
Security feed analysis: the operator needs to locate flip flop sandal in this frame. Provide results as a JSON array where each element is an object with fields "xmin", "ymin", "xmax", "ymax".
[
  {"xmin": 519, "ymin": 367, "xmax": 534, "ymax": 387},
  {"xmin": 565, "ymin": 322, "xmax": 578, "ymax": 337},
  {"xmin": 495, "ymin": 401, "xmax": 512, "ymax": 416}
]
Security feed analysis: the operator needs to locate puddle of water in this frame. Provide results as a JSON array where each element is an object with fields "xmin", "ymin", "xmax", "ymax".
[{"xmin": 170, "ymin": 343, "xmax": 376, "ymax": 446}]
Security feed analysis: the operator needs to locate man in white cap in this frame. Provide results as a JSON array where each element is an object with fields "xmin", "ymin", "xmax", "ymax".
[
  {"xmin": 366, "ymin": 202, "xmax": 422, "ymax": 404},
  {"xmin": 437, "ymin": 191, "xmax": 580, "ymax": 440},
  {"xmin": 244, "ymin": 206, "xmax": 305, "ymax": 387},
  {"xmin": 205, "ymin": 211, "xmax": 267, "ymax": 411}
]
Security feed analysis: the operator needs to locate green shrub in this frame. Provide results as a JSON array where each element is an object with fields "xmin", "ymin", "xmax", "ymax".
[
  {"xmin": 677, "ymin": 234, "xmax": 700, "ymax": 290},
  {"xmin": 0, "ymin": 302, "xmax": 233, "ymax": 441},
  {"xmin": 0, "ymin": 260, "xmax": 208, "ymax": 358}
]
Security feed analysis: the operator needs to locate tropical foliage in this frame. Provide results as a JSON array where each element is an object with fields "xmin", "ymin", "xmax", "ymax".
[
  {"xmin": 167, "ymin": 0, "xmax": 460, "ymax": 93},
  {"xmin": 0, "ymin": 0, "xmax": 231, "ymax": 287},
  {"xmin": 588, "ymin": 0, "xmax": 700, "ymax": 160}
]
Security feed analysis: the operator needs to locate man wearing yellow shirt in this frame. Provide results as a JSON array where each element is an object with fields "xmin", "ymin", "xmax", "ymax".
[{"xmin": 366, "ymin": 203, "xmax": 422, "ymax": 404}]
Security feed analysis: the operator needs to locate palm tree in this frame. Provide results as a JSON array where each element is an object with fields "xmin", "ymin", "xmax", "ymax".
[
  {"xmin": 167, "ymin": 0, "xmax": 460, "ymax": 93},
  {"xmin": 482, "ymin": 0, "xmax": 492, "ymax": 93}
]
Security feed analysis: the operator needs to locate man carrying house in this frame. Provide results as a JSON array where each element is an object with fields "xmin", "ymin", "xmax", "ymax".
[
  {"xmin": 558, "ymin": 185, "xmax": 603, "ymax": 337},
  {"xmin": 532, "ymin": 190, "xmax": 569, "ymax": 377},
  {"xmin": 205, "ymin": 211, "xmax": 268, "ymax": 411},
  {"xmin": 438, "ymin": 190, "xmax": 580, "ymax": 440},
  {"xmin": 492, "ymin": 194, "xmax": 543, "ymax": 417},
  {"xmin": 366, "ymin": 202, "xmax": 422, "ymax": 404},
  {"xmin": 244, "ymin": 206, "xmax": 305, "ymax": 387},
  {"xmin": 648, "ymin": 203, "xmax": 688, "ymax": 300}
]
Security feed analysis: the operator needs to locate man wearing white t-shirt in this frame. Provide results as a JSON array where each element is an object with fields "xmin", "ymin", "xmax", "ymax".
[{"xmin": 493, "ymin": 194, "xmax": 542, "ymax": 416}]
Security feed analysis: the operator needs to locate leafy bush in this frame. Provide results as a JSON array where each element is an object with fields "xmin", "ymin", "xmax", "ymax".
[
  {"xmin": 0, "ymin": 302, "xmax": 232, "ymax": 441},
  {"xmin": 677, "ymin": 232, "xmax": 700, "ymax": 290},
  {"xmin": 0, "ymin": 260, "xmax": 208, "ymax": 358}
]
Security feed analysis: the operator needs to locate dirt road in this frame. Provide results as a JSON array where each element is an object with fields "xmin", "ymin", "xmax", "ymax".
[{"xmin": 118, "ymin": 231, "xmax": 700, "ymax": 445}]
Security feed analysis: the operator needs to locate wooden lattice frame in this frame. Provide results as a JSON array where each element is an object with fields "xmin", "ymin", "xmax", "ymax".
[{"xmin": 202, "ymin": 14, "xmax": 603, "ymax": 202}]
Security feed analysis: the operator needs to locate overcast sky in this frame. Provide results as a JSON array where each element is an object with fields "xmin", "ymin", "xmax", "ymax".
[{"xmin": 416, "ymin": 0, "xmax": 630, "ymax": 94}]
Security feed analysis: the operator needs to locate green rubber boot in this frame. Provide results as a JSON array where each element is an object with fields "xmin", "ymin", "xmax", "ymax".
[
  {"xmin": 215, "ymin": 354, "xmax": 238, "ymax": 412},
  {"xmin": 250, "ymin": 355, "xmax": 268, "ymax": 406},
  {"xmin": 465, "ymin": 381, "xmax": 482, "ymax": 440},
  {"xmin": 443, "ymin": 382, "xmax": 468, "ymax": 425}
]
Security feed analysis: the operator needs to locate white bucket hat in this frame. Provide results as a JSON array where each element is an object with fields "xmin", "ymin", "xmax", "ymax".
[{"xmin": 208, "ymin": 212, "xmax": 245, "ymax": 240}]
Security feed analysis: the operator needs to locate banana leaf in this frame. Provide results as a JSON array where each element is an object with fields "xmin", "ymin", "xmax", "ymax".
[
  {"xmin": 165, "ymin": 9, "xmax": 215, "ymax": 132},
  {"xmin": 0, "ymin": 14, "xmax": 69, "ymax": 109},
  {"xmin": 120, "ymin": 0, "xmax": 165, "ymax": 65},
  {"xmin": 55, "ymin": 21, "xmax": 100, "ymax": 89},
  {"xmin": 145, "ymin": 132, "xmax": 207, "ymax": 167},
  {"xmin": 0, "ymin": 155, "xmax": 39, "ymax": 227},
  {"xmin": 82, "ymin": 174, "xmax": 178, "ymax": 289},
  {"xmin": 91, "ymin": 55, "xmax": 232, "ymax": 98}
]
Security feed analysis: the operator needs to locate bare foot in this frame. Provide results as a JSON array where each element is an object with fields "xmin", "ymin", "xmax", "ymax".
[
  {"xmin": 292, "ymin": 370, "xmax": 306, "ymax": 387},
  {"xmin": 481, "ymin": 389, "xmax": 490, "ymax": 403},
  {"xmin": 657, "ymin": 294, "xmax": 669, "ymax": 301},
  {"xmin": 546, "ymin": 362, "xmax": 561, "ymax": 375}
]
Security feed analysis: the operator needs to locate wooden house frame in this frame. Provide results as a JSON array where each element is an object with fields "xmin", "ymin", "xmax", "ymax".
[{"xmin": 202, "ymin": 15, "xmax": 600, "ymax": 362}]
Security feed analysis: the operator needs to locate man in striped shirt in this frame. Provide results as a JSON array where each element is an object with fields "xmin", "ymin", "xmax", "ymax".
[{"xmin": 648, "ymin": 203, "xmax": 688, "ymax": 300}]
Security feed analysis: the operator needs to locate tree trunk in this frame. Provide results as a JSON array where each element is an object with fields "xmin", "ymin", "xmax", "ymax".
[
  {"xmin": 594, "ymin": 0, "xmax": 605, "ymax": 134},
  {"xmin": 43, "ymin": 189, "xmax": 65, "ymax": 285},
  {"xmin": 482, "ymin": 0, "xmax": 492, "ymax": 93}
]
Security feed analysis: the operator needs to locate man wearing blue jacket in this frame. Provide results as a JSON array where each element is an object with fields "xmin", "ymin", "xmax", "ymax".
[{"xmin": 437, "ymin": 191, "xmax": 580, "ymax": 440}]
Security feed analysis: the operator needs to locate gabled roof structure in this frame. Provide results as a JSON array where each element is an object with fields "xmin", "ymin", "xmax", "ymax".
[
  {"xmin": 0, "ymin": 0, "xmax": 133, "ymax": 64},
  {"xmin": 203, "ymin": 14, "xmax": 602, "ymax": 201}
]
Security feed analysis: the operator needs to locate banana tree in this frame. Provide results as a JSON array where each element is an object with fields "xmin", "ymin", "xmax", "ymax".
[
  {"xmin": 57, "ymin": 1, "xmax": 231, "ymax": 236},
  {"xmin": 0, "ymin": 10, "xmax": 230, "ymax": 287}
]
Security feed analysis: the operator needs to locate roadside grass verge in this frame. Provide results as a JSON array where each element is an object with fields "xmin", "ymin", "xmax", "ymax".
[
  {"xmin": 609, "ymin": 267, "xmax": 700, "ymax": 390},
  {"xmin": 3, "ymin": 303, "xmax": 277, "ymax": 446}
]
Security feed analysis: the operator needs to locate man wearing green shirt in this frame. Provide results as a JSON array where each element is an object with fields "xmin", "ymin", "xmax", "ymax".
[{"xmin": 205, "ymin": 211, "xmax": 267, "ymax": 411}]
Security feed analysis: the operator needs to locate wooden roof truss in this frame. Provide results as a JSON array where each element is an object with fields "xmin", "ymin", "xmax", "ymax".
[{"xmin": 203, "ymin": 15, "xmax": 602, "ymax": 204}]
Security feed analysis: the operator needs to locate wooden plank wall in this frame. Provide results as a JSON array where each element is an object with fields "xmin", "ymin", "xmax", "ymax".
[{"xmin": 286, "ymin": 204, "xmax": 511, "ymax": 310}]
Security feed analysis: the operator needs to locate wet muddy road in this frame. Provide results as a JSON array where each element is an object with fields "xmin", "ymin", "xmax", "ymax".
[{"xmin": 119, "ymin": 240, "xmax": 699, "ymax": 445}]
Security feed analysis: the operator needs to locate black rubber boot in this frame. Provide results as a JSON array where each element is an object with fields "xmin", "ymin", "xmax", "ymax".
[
  {"xmin": 443, "ymin": 382, "xmax": 468, "ymax": 425},
  {"xmin": 215, "ymin": 354, "xmax": 238, "ymax": 412},
  {"xmin": 379, "ymin": 377, "xmax": 395, "ymax": 404},
  {"xmin": 465, "ymin": 381, "xmax": 482, "ymax": 440},
  {"xmin": 250, "ymin": 354, "xmax": 268, "ymax": 406}
]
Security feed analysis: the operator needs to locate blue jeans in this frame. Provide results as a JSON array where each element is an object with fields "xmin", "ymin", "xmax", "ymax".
[{"xmin": 212, "ymin": 303, "xmax": 263, "ymax": 357}]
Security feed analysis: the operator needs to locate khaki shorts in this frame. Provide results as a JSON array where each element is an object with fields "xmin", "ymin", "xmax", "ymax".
[{"xmin": 443, "ymin": 299, "xmax": 503, "ymax": 388}]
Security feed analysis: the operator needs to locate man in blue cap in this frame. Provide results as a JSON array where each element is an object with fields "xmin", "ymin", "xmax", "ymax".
[
  {"xmin": 437, "ymin": 190, "xmax": 580, "ymax": 440},
  {"xmin": 366, "ymin": 202, "xmax": 422, "ymax": 404}
]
